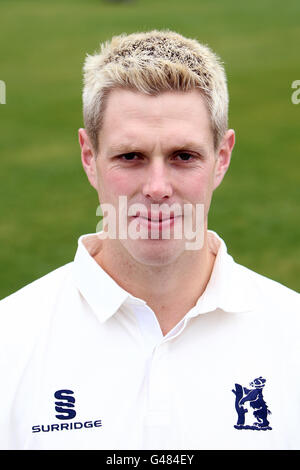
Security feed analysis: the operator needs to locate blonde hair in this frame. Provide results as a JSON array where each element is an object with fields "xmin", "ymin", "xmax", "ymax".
[{"xmin": 82, "ymin": 30, "xmax": 229, "ymax": 152}]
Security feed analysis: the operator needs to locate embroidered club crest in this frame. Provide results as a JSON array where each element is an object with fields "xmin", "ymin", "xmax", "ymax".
[{"xmin": 232, "ymin": 377, "xmax": 272, "ymax": 430}]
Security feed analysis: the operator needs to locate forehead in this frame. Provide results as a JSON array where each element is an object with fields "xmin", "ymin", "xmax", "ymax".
[{"xmin": 99, "ymin": 88, "xmax": 214, "ymax": 151}]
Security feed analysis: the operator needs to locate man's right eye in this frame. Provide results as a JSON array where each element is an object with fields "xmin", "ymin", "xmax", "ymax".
[{"xmin": 119, "ymin": 153, "xmax": 139, "ymax": 161}]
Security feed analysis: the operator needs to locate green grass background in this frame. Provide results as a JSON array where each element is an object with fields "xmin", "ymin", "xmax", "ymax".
[{"xmin": 0, "ymin": 0, "xmax": 299, "ymax": 299}]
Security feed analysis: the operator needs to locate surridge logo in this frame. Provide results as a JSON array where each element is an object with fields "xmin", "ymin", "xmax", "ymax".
[
  {"xmin": 31, "ymin": 389, "xmax": 102, "ymax": 434},
  {"xmin": 54, "ymin": 389, "xmax": 76, "ymax": 420}
]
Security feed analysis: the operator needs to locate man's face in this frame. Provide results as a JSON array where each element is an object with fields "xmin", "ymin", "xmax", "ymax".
[{"xmin": 79, "ymin": 88, "xmax": 234, "ymax": 266}]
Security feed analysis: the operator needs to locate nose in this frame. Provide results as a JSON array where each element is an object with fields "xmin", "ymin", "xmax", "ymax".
[{"xmin": 142, "ymin": 159, "xmax": 173, "ymax": 202}]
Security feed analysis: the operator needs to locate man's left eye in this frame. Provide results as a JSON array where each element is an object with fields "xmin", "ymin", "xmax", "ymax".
[{"xmin": 175, "ymin": 152, "xmax": 194, "ymax": 161}]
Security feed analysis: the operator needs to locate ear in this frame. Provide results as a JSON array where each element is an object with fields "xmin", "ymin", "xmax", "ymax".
[
  {"xmin": 78, "ymin": 128, "xmax": 98, "ymax": 190},
  {"xmin": 213, "ymin": 129, "xmax": 235, "ymax": 190}
]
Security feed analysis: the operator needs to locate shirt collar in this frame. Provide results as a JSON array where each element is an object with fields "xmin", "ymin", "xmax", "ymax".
[
  {"xmin": 72, "ymin": 231, "xmax": 253, "ymax": 323},
  {"xmin": 187, "ymin": 231, "xmax": 254, "ymax": 317},
  {"xmin": 72, "ymin": 233, "xmax": 146, "ymax": 323}
]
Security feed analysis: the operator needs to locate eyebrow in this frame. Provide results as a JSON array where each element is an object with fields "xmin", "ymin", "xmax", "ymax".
[
  {"xmin": 107, "ymin": 143, "xmax": 142, "ymax": 155},
  {"xmin": 107, "ymin": 141, "xmax": 209, "ymax": 157}
]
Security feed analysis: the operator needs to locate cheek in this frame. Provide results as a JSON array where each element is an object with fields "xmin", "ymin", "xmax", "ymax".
[
  {"xmin": 97, "ymin": 168, "xmax": 135, "ymax": 200},
  {"xmin": 182, "ymin": 172, "xmax": 215, "ymax": 203}
]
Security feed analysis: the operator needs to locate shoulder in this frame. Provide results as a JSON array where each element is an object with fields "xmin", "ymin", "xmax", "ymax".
[
  {"xmin": 0, "ymin": 262, "xmax": 74, "ymax": 314},
  {"xmin": 234, "ymin": 261, "xmax": 299, "ymax": 314},
  {"xmin": 0, "ymin": 263, "xmax": 75, "ymax": 439},
  {"xmin": 210, "ymin": 231, "xmax": 299, "ymax": 315},
  {"xmin": 0, "ymin": 263, "xmax": 74, "ymax": 352}
]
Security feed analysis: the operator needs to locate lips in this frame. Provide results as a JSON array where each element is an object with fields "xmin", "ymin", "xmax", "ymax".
[
  {"xmin": 129, "ymin": 211, "xmax": 180, "ymax": 236},
  {"xmin": 133, "ymin": 211, "xmax": 176, "ymax": 222}
]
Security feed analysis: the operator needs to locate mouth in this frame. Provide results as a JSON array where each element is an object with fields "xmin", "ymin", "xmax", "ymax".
[
  {"xmin": 134, "ymin": 209, "xmax": 178, "ymax": 221},
  {"xmin": 139, "ymin": 214, "xmax": 175, "ymax": 223},
  {"xmin": 129, "ymin": 211, "xmax": 180, "ymax": 233}
]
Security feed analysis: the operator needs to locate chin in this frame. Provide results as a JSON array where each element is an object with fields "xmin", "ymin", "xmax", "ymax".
[{"xmin": 123, "ymin": 238, "xmax": 186, "ymax": 267}]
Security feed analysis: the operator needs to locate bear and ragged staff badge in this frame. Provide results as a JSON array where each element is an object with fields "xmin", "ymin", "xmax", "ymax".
[{"xmin": 232, "ymin": 377, "xmax": 272, "ymax": 430}]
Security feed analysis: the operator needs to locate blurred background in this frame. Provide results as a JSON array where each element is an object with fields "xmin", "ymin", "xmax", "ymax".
[{"xmin": 0, "ymin": 0, "xmax": 299, "ymax": 299}]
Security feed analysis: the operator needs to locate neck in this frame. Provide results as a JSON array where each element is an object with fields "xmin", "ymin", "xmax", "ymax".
[{"xmin": 93, "ymin": 232, "xmax": 216, "ymax": 335}]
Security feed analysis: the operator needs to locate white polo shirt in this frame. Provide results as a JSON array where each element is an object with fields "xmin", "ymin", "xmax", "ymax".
[{"xmin": 0, "ymin": 231, "xmax": 299, "ymax": 450}]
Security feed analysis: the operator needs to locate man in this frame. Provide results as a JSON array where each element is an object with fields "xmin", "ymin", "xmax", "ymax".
[{"xmin": 0, "ymin": 30, "xmax": 299, "ymax": 450}]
